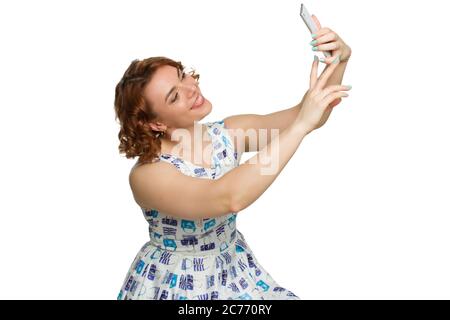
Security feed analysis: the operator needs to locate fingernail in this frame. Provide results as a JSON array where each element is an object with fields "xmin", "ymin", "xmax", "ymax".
[
  {"xmin": 333, "ymin": 56, "xmax": 340, "ymax": 64},
  {"xmin": 314, "ymin": 55, "xmax": 318, "ymax": 62},
  {"xmin": 346, "ymin": 85, "xmax": 352, "ymax": 90},
  {"xmin": 311, "ymin": 33, "xmax": 317, "ymax": 38},
  {"xmin": 319, "ymin": 58, "xmax": 325, "ymax": 63}
]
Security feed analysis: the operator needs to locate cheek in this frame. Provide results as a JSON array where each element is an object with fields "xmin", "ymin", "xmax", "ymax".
[
  {"xmin": 166, "ymin": 103, "xmax": 190, "ymax": 117},
  {"xmin": 174, "ymin": 98, "xmax": 193, "ymax": 111}
]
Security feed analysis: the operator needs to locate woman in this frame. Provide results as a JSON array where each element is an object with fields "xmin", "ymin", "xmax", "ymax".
[{"xmin": 114, "ymin": 25, "xmax": 352, "ymax": 300}]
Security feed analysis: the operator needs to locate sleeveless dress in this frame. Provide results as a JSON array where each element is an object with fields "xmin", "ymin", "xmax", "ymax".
[{"xmin": 117, "ymin": 119, "xmax": 301, "ymax": 300}]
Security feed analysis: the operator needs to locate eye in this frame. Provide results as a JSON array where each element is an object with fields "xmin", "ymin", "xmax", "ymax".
[{"xmin": 170, "ymin": 71, "xmax": 187, "ymax": 103}]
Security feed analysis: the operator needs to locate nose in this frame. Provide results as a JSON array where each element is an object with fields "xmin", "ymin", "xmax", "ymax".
[{"xmin": 181, "ymin": 83, "xmax": 198, "ymax": 98}]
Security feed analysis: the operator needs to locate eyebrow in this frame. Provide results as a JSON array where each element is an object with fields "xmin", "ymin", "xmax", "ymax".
[{"xmin": 164, "ymin": 68, "xmax": 181, "ymax": 103}]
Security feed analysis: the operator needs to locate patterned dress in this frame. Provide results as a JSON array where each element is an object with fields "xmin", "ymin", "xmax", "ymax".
[{"xmin": 117, "ymin": 119, "xmax": 300, "ymax": 300}]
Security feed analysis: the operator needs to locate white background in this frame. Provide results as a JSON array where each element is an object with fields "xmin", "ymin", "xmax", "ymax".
[{"xmin": 1, "ymin": 0, "xmax": 449, "ymax": 299}]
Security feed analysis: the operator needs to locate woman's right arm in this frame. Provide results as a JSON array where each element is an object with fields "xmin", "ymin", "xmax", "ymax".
[
  {"xmin": 128, "ymin": 122, "xmax": 308, "ymax": 220},
  {"xmin": 129, "ymin": 162, "xmax": 233, "ymax": 220},
  {"xmin": 129, "ymin": 121, "xmax": 309, "ymax": 220},
  {"xmin": 130, "ymin": 56, "xmax": 350, "ymax": 219}
]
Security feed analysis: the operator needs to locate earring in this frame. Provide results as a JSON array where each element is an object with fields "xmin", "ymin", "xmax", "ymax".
[{"xmin": 156, "ymin": 131, "xmax": 165, "ymax": 138}]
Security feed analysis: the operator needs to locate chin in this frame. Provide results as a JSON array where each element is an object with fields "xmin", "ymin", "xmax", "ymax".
[{"xmin": 191, "ymin": 100, "xmax": 212, "ymax": 118}]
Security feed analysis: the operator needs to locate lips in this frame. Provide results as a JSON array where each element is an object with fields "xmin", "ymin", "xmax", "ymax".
[{"xmin": 191, "ymin": 94, "xmax": 205, "ymax": 109}]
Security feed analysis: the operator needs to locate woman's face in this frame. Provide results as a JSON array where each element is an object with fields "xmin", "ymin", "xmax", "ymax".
[{"xmin": 144, "ymin": 65, "xmax": 212, "ymax": 131}]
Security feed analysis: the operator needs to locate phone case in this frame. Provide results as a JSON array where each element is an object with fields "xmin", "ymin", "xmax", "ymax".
[{"xmin": 300, "ymin": 3, "xmax": 332, "ymax": 58}]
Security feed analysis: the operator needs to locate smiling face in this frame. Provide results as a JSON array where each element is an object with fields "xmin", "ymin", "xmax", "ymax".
[{"xmin": 143, "ymin": 65, "xmax": 212, "ymax": 133}]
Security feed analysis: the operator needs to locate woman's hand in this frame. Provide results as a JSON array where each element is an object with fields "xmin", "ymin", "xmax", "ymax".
[
  {"xmin": 310, "ymin": 15, "xmax": 352, "ymax": 64},
  {"xmin": 295, "ymin": 56, "xmax": 351, "ymax": 135}
]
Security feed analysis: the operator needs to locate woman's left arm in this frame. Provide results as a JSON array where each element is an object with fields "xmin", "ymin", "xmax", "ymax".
[
  {"xmin": 224, "ymin": 17, "xmax": 352, "ymax": 152},
  {"xmin": 308, "ymin": 14, "xmax": 352, "ymax": 109},
  {"xmin": 257, "ymin": 16, "xmax": 352, "ymax": 127}
]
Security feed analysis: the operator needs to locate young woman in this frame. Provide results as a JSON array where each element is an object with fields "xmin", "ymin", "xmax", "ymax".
[{"xmin": 114, "ymin": 29, "xmax": 351, "ymax": 300}]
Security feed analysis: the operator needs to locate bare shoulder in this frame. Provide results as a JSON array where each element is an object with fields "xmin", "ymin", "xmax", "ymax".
[
  {"xmin": 129, "ymin": 159, "xmax": 174, "ymax": 186},
  {"xmin": 223, "ymin": 114, "xmax": 262, "ymax": 154},
  {"xmin": 223, "ymin": 114, "xmax": 260, "ymax": 129},
  {"xmin": 128, "ymin": 160, "xmax": 182, "ymax": 210}
]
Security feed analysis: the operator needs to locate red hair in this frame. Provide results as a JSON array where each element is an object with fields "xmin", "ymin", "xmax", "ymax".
[{"xmin": 114, "ymin": 56, "xmax": 200, "ymax": 165}]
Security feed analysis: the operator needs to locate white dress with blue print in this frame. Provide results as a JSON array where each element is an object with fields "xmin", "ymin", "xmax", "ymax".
[{"xmin": 117, "ymin": 119, "xmax": 300, "ymax": 300}]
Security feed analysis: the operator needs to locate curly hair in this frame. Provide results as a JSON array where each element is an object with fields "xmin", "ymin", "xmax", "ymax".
[{"xmin": 114, "ymin": 56, "xmax": 200, "ymax": 166}]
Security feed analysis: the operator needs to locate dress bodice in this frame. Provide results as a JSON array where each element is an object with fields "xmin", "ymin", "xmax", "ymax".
[{"xmin": 141, "ymin": 120, "xmax": 240, "ymax": 255}]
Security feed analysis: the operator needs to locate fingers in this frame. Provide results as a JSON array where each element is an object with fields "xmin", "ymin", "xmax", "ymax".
[
  {"xmin": 315, "ymin": 55, "xmax": 341, "ymax": 90},
  {"xmin": 311, "ymin": 15, "xmax": 322, "ymax": 30},
  {"xmin": 317, "ymin": 84, "xmax": 352, "ymax": 100},
  {"xmin": 319, "ymin": 55, "xmax": 340, "ymax": 65},
  {"xmin": 312, "ymin": 42, "xmax": 339, "ymax": 53},
  {"xmin": 309, "ymin": 55, "xmax": 319, "ymax": 90},
  {"xmin": 311, "ymin": 27, "xmax": 332, "ymax": 40},
  {"xmin": 310, "ymin": 32, "xmax": 338, "ymax": 52},
  {"xmin": 329, "ymin": 98, "xmax": 342, "ymax": 109},
  {"xmin": 321, "ymin": 91, "xmax": 349, "ymax": 109}
]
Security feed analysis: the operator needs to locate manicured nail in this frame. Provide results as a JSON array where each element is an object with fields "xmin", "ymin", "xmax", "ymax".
[
  {"xmin": 333, "ymin": 56, "xmax": 340, "ymax": 64},
  {"xmin": 312, "ymin": 46, "xmax": 318, "ymax": 51},
  {"xmin": 346, "ymin": 85, "xmax": 352, "ymax": 90},
  {"xmin": 310, "ymin": 40, "xmax": 318, "ymax": 46},
  {"xmin": 314, "ymin": 55, "xmax": 318, "ymax": 62},
  {"xmin": 319, "ymin": 58, "xmax": 325, "ymax": 63},
  {"xmin": 311, "ymin": 33, "xmax": 317, "ymax": 38}
]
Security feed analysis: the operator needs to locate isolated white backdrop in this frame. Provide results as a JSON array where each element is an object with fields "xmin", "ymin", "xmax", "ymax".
[{"xmin": 1, "ymin": 0, "xmax": 449, "ymax": 299}]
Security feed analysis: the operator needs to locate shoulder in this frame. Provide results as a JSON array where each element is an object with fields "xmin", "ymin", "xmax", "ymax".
[
  {"xmin": 129, "ymin": 159, "xmax": 176, "ymax": 186},
  {"xmin": 223, "ymin": 114, "xmax": 261, "ymax": 131},
  {"xmin": 222, "ymin": 114, "xmax": 261, "ymax": 154}
]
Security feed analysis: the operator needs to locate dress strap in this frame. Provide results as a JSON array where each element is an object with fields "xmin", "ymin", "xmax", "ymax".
[
  {"xmin": 155, "ymin": 120, "xmax": 238, "ymax": 178},
  {"xmin": 207, "ymin": 119, "xmax": 238, "ymax": 170}
]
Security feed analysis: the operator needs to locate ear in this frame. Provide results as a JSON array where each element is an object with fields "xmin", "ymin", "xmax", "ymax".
[
  {"xmin": 311, "ymin": 14, "xmax": 322, "ymax": 30},
  {"xmin": 149, "ymin": 121, "xmax": 165, "ymax": 132}
]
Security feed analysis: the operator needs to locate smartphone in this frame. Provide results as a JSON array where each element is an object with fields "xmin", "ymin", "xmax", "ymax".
[{"xmin": 300, "ymin": 3, "xmax": 332, "ymax": 58}]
